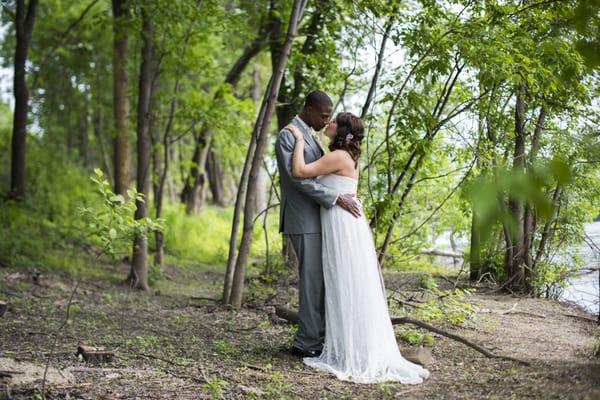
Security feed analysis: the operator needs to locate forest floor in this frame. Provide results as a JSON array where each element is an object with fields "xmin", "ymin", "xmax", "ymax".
[{"xmin": 1, "ymin": 260, "xmax": 599, "ymax": 400}]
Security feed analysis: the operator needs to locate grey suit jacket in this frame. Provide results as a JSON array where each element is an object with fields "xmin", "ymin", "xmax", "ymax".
[{"xmin": 275, "ymin": 116, "xmax": 337, "ymax": 234}]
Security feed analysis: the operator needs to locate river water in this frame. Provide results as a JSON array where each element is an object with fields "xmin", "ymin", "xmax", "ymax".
[
  {"xmin": 433, "ymin": 222, "xmax": 600, "ymax": 318},
  {"xmin": 560, "ymin": 222, "xmax": 600, "ymax": 317}
]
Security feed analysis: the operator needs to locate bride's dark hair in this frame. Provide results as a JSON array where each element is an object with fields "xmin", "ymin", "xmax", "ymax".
[{"xmin": 329, "ymin": 112, "xmax": 365, "ymax": 167}]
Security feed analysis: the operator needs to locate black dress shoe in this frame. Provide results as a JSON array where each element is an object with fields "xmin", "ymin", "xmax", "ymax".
[{"xmin": 291, "ymin": 346, "xmax": 322, "ymax": 358}]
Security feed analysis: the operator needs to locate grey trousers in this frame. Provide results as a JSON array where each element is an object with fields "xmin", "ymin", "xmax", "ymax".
[{"xmin": 287, "ymin": 233, "xmax": 325, "ymax": 352}]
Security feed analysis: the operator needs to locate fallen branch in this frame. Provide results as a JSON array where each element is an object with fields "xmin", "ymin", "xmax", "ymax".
[
  {"xmin": 390, "ymin": 316, "xmax": 530, "ymax": 365},
  {"xmin": 420, "ymin": 249, "xmax": 463, "ymax": 259},
  {"xmin": 390, "ymin": 296, "xmax": 419, "ymax": 308},
  {"xmin": 476, "ymin": 303, "xmax": 547, "ymax": 319},
  {"xmin": 561, "ymin": 313, "xmax": 599, "ymax": 324},
  {"xmin": 274, "ymin": 306, "xmax": 530, "ymax": 366}
]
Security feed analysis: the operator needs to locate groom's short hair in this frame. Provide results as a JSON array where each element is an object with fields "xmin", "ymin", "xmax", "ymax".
[{"xmin": 304, "ymin": 90, "xmax": 333, "ymax": 109}]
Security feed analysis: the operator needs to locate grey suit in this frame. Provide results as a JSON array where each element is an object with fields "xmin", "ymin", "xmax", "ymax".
[{"xmin": 274, "ymin": 115, "xmax": 337, "ymax": 352}]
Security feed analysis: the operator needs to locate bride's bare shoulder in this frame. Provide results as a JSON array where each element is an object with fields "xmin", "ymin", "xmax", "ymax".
[{"xmin": 328, "ymin": 149, "xmax": 355, "ymax": 166}]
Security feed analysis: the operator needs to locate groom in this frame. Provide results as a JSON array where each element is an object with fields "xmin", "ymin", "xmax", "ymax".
[{"xmin": 274, "ymin": 90, "xmax": 361, "ymax": 357}]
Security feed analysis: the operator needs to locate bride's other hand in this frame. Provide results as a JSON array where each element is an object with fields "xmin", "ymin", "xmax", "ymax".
[
  {"xmin": 337, "ymin": 193, "xmax": 361, "ymax": 218},
  {"xmin": 285, "ymin": 124, "xmax": 303, "ymax": 141}
]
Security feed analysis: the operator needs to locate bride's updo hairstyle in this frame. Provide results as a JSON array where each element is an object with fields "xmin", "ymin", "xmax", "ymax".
[{"xmin": 329, "ymin": 112, "xmax": 365, "ymax": 167}]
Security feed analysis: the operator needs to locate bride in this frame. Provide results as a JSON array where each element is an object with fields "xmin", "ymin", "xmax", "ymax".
[{"xmin": 285, "ymin": 112, "xmax": 430, "ymax": 384}]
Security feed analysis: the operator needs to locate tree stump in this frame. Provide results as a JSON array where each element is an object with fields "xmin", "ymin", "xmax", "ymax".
[{"xmin": 76, "ymin": 345, "xmax": 114, "ymax": 364}]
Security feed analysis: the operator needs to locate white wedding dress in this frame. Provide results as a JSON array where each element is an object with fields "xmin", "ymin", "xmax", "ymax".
[{"xmin": 303, "ymin": 174, "xmax": 430, "ymax": 384}]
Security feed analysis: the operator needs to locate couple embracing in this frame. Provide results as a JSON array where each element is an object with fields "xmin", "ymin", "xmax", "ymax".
[{"xmin": 274, "ymin": 91, "xmax": 430, "ymax": 384}]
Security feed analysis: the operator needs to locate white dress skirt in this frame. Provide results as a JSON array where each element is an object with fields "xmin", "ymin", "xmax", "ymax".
[{"xmin": 303, "ymin": 174, "xmax": 430, "ymax": 384}]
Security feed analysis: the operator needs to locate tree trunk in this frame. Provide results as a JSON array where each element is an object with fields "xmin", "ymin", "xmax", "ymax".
[
  {"xmin": 274, "ymin": 2, "xmax": 324, "ymax": 131},
  {"xmin": 206, "ymin": 149, "xmax": 227, "ymax": 206},
  {"xmin": 10, "ymin": 0, "xmax": 38, "ymax": 201},
  {"xmin": 533, "ymin": 183, "xmax": 562, "ymax": 268},
  {"xmin": 149, "ymin": 77, "xmax": 164, "ymax": 268},
  {"xmin": 112, "ymin": 0, "xmax": 130, "ymax": 196},
  {"xmin": 128, "ymin": 8, "xmax": 155, "ymax": 291},
  {"xmin": 469, "ymin": 211, "xmax": 482, "ymax": 280},
  {"xmin": 180, "ymin": 131, "xmax": 211, "ymax": 214},
  {"xmin": 505, "ymin": 84, "xmax": 527, "ymax": 292},
  {"xmin": 522, "ymin": 106, "xmax": 546, "ymax": 277},
  {"xmin": 93, "ymin": 104, "xmax": 112, "ymax": 179},
  {"xmin": 360, "ymin": 8, "xmax": 395, "ymax": 119},
  {"xmin": 469, "ymin": 81, "xmax": 489, "ymax": 280},
  {"xmin": 79, "ymin": 101, "xmax": 90, "ymax": 167},
  {"xmin": 227, "ymin": 0, "xmax": 307, "ymax": 309}
]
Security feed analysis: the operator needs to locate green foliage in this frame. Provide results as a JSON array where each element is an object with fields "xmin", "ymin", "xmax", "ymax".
[
  {"xmin": 264, "ymin": 372, "xmax": 291, "ymax": 399},
  {"xmin": 398, "ymin": 329, "xmax": 434, "ymax": 346},
  {"xmin": 419, "ymin": 274, "xmax": 438, "ymax": 290},
  {"xmin": 78, "ymin": 169, "xmax": 164, "ymax": 259},
  {"xmin": 413, "ymin": 286, "xmax": 475, "ymax": 326},
  {"xmin": 530, "ymin": 261, "xmax": 574, "ymax": 300},
  {"xmin": 162, "ymin": 204, "xmax": 233, "ymax": 265},
  {"xmin": 204, "ymin": 376, "xmax": 229, "ymax": 400},
  {"xmin": 1, "ymin": 0, "xmax": 598, "ymax": 302},
  {"xmin": 212, "ymin": 339, "xmax": 238, "ymax": 357}
]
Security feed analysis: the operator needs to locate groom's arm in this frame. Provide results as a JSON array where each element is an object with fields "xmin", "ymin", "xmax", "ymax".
[{"xmin": 275, "ymin": 129, "xmax": 338, "ymax": 209}]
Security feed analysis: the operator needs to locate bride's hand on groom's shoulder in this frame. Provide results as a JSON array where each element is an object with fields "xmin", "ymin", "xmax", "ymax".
[{"xmin": 285, "ymin": 124, "xmax": 303, "ymax": 141}]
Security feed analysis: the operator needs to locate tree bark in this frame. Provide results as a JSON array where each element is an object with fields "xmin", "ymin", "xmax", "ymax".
[
  {"xmin": 206, "ymin": 149, "xmax": 227, "ymax": 206},
  {"xmin": 274, "ymin": 2, "xmax": 325, "ymax": 130},
  {"xmin": 112, "ymin": 0, "xmax": 131, "ymax": 196},
  {"xmin": 128, "ymin": 8, "xmax": 155, "ymax": 291},
  {"xmin": 505, "ymin": 84, "xmax": 527, "ymax": 292},
  {"xmin": 10, "ymin": 0, "xmax": 38, "ymax": 201},
  {"xmin": 227, "ymin": 0, "xmax": 307, "ymax": 309},
  {"xmin": 522, "ymin": 106, "xmax": 546, "ymax": 276},
  {"xmin": 360, "ymin": 9, "xmax": 395, "ymax": 119},
  {"xmin": 93, "ymin": 104, "xmax": 112, "ymax": 179}
]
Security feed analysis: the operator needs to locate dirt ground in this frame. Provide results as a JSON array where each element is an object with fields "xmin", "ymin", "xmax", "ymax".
[{"xmin": 1, "ymin": 263, "xmax": 599, "ymax": 399}]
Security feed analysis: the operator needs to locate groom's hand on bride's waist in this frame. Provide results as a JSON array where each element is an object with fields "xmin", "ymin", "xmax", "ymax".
[{"xmin": 336, "ymin": 193, "xmax": 362, "ymax": 218}]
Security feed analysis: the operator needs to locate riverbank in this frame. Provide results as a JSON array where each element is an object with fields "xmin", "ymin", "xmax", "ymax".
[{"xmin": 1, "ymin": 262, "xmax": 599, "ymax": 399}]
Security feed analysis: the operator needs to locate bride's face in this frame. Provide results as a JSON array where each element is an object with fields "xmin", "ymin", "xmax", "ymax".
[{"xmin": 324, "ymin": 120, "xmax": 338, "ymax": 142}]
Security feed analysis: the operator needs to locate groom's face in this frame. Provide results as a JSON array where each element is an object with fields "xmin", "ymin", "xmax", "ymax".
[{"xmin": 307, "ymin": 104, "xmax": 333, "ymax": 131}]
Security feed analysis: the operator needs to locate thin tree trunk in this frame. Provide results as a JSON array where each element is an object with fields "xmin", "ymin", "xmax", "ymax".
[
  {"xmin": 222, "ymin": 128, "xmax": 259, "ymax": 303},
  {"xmin": 469, "ymin": 81, "xmax": 489, "ymax": 280},
  {"xmin": 112, "ymin": 0, "xmax": 130, "ymax": 196},
  {"xmin": 274, "ymin": 1, "xmax": 324, "ymax": 130},
  {"xmin": 373, "ymin": 64, "xmax": 464, "ymax": 263},
  {"xmin": 79, "ymin": 99, "xmax": 90, "ymax": 167},
  {"xmin": 227, "ymin": 0, "xmax": 307, "ymax": 309},
  {"xmin": 150, "ymin": 77, "xmax": 163, "ymax": 268},
  {"xmin": 93, "ymin": 104, "xmax": 112, "ymax": 179},
  {"xmin": 222, "ymin": 69, "xmax": 267, "ymax": 301},
  {"xmin": 522, "ymin": 106, "xmax": 546, "ymax": 275},
  {"xmin": 206, "ymin": 149, "xmax": 226, "ymax": 206},
  {"xmin": 360, "ymin": 8, "xmax": 396, "ymax": 119},
  {"xmin": 10, "ymin": 0, "xmax": 38, "ymax": 201},
  {"xmin": 128, "ymin": 9, "xmax": 155, "ymax": 291},
  {"xmin": 533, "ymin": 183, "xmax": 562, "ymax": 268},
  {"xmin": 506, "ymin": 84, "xmax": 527, "ymax": 292}
]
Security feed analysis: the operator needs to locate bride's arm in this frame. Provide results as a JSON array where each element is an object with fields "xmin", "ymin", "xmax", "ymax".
[{"xmin": 289, "ymin": 127, "xmax": 345, "ymax": 179}]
